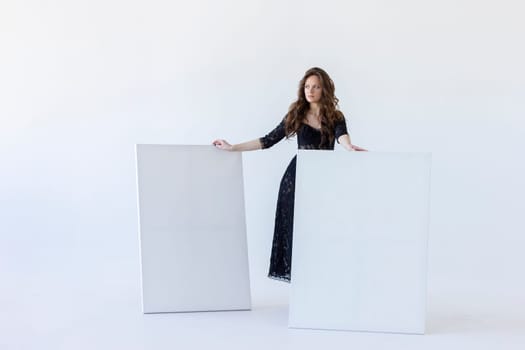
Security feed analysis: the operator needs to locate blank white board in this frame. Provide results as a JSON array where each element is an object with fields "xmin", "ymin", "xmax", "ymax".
[
  {"xmin": 289, "ymin": 151, "xmax": 431, "ymax": 334},
  {"xmin": 135, "ymin": 145, "xmax": 251, "ymax": 313}
]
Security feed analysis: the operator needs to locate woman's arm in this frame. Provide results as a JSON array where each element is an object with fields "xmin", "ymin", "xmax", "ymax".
[
  {"xmin": 334, "ymin": 115, "xmax": 367, "ymax": 151},
  {"xmin": 212, "ymin": 138, "xmax": 262, "ymax": 152},
  {"xmin": 338, "ymin": 134, "xmax": 368, "ymax": 152},
  {"xmin": 213, "ymin": 116, "xmax": 287, "ymax": 152},
  {"xmin": 338, "ymin": 134, "xmax": 353, "ymax": 151}
]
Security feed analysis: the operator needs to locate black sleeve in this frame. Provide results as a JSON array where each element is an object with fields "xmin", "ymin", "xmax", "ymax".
[
  {"xmin": 259, "ymin": 116, "xmax": 287, "ymax": 149},
  {"xmin": 335, "ymin": 117, "xmax": 349, "ymax": 143}
]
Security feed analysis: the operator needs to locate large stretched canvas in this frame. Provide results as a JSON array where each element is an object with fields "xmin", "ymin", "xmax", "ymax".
[
  {"xmin": 289, "ymin": 150, "xmax": 431, "ymax": 334},
  {"xmin": 135, "ymin": 145, "xmax": 251, "ymax": 313}
]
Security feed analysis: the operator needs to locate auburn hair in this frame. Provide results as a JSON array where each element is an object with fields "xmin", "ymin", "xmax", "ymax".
[{"xmin": 284, "ymin": 67, "xmax": 344, "ymax": 146}]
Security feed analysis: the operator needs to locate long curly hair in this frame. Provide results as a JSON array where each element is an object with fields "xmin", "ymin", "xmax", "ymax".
[{"xmin": 284, "ymin": 67, "xmax": 345, "ymax": 146}]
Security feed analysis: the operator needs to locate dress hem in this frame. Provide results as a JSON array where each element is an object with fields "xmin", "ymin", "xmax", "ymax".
[{"xmin": 267, "ymin": 273, "xmax": 291, "ymax": 283}]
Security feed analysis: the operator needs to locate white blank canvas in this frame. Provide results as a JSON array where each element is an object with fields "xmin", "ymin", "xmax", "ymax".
[
  {"xmin": 289, "ymin": 151, "xmax": 431, "ymax": 334},
  {"xmin": 135, "ymin": 145, "xmax": 251, "ymax": 313}
]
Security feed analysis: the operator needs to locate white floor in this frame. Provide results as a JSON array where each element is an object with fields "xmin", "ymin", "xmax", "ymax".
[
  {"xmin": 2, "ymin": 247, "xmax": 524, "ymax": 350},
  {"xmin": 1, "ymin": 200, "xmax": 524, "ymax": 350}
]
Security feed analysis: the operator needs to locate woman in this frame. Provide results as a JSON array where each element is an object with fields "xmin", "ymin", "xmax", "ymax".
[{"xmin": 213, "ymin": 67, "xmax": 367, "ymax": 283}]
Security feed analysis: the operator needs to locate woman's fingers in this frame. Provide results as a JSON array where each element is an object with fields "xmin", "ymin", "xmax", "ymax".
[
  {"xmin": 352, "ymin": 145, "xmax": 368, "ymax": 151},
  {"xmin": 212, "ymin": 139, "xmax": 232, "ymax": 150}
]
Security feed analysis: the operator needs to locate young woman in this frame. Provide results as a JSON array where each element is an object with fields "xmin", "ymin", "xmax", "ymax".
[{"xmin": 213, "ymin": 67, "xmax": 367, "ymax": 283}]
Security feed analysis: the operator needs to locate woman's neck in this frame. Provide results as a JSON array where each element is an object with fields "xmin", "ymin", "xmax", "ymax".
[{"xmin": 308, "ymin": 103, "xmax": 321, "ymax": 117}]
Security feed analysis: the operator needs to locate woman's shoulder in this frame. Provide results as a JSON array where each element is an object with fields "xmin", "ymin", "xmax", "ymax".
[{"xmin": 334, "ymin": 110, "xmax": 345, "ymax": 120}]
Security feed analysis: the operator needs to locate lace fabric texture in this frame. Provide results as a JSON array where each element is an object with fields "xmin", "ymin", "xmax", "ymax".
[{"xmin": 259, "ymin": 116, "xmax": 348, "ymax": 282}]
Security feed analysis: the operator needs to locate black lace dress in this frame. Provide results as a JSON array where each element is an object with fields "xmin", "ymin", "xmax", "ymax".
[{"xmin": 259, "ymin": 116, "xmax": 349, "ymax": 283}]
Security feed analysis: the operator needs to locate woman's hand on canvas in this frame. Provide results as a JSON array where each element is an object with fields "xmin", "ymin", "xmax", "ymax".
[
  {"xmin": 212, "ymin": 139, "xmax": 233, "ymax": 151},
  {"xmin": 351, "ymin": 144, "xmax": 368, "ymax": 152}
]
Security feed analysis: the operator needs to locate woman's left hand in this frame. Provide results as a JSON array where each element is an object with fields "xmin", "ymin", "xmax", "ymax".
[{"xmin": 351, "ymin": 144, "xmax": 368, "ymax": 152}]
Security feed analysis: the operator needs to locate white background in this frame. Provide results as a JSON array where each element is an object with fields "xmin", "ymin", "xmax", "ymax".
[{"xmin": 1, "ymin": 1, "xmax": 524, "ymax": 349}]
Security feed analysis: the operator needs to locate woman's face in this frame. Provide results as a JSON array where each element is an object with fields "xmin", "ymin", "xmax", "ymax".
[{"xmin": 304, "ymin": 75, "xmax": 322, "ymax": 103}]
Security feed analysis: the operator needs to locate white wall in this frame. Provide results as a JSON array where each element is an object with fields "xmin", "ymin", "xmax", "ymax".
[{"xmin": 1, "ymin": 0, "xmax": 524, "ymax": 311}]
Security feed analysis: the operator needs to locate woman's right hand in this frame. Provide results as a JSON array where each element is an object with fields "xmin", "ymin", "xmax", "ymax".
[{"xmin": 212, "ymin": 139, "xmax": 233, "ymax": 151}]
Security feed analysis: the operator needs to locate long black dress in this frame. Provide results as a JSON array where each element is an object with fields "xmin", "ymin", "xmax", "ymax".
[{"xmin": 259, "ymin": 116, "xmax": 349, "ymax": 283}]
